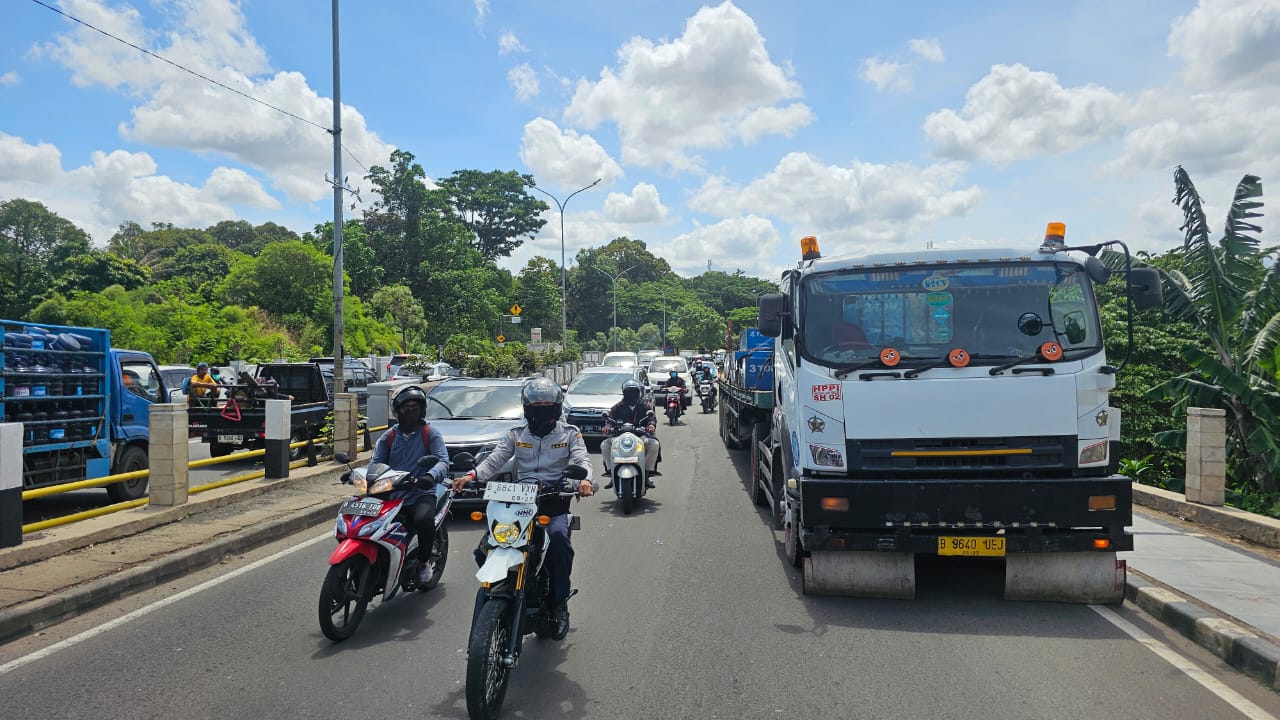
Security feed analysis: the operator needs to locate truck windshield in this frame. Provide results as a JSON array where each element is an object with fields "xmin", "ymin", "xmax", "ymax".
[{"xmin": 800, "ymin": 261, "xmax": 1102, "ymax": 366}]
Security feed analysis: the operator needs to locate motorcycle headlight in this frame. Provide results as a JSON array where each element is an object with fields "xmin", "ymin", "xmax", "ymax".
[
  {"xmin": 369, "ymin": 478, "xmax": 395, "ymax": 494},
  {"xmin": 353, "ymin": 477, "xmax": 368, "ymax": 495},
  {"xmin": 618, "ymin": 435, "xmax": 638, "ymax": 452},
  {"xmin": 491, "ymin": 521, "xmax": 521, "ymax": 546}
]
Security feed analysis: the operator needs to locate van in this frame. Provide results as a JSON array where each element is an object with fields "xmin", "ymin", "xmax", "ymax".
[{"xmin": 601, "ymin": 351, "xmax": 639, "ymax": 368}]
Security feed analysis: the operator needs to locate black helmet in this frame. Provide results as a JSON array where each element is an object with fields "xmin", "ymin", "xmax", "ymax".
[
  {"xmin": 392, "ymin": 385, "xmax": 428, "ymax": 413},
  {"xmin": 622, "ymin": 379, "xmax": 643, "ymax": 402}
]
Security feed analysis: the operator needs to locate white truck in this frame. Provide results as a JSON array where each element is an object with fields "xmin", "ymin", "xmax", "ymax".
[{"xmin": 753, "ymin": 225, "xmax": 1162, "ymax": 603}]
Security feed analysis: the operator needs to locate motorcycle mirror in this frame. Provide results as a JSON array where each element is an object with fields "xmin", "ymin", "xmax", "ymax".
[
  {"xmin": 562, "ymin": 464, "xmax": 589, "ymax": 481},
  {"xmin": 334, "ymin": 452, "xmax": 350, "ymax": 464},
  {"xmin": 418, "ymin": 454, "xmax": 438, "ymax": 468},
  {"xmin": 450, "ymin": 451, "xmax": 476, "ymax": 471}
]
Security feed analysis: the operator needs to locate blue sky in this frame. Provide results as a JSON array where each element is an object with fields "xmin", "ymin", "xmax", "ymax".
[{"xmin": 2, "ymin": 0, "xmax": 1277, "ymax": 280}]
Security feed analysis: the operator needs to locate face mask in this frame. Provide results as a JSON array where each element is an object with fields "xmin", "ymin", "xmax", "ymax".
[
  {"xmin": 397, "ymin": 401, "xmax": 424, "ymax": 428},
  {"xmin": 525, "ymin": 404, "xmax": 559, "ymax": 436}
]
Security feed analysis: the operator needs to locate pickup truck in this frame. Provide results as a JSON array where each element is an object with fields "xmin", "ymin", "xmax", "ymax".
[{"xmin": 188, "ymin": 362, "xmax": 331, "ymax": 458}]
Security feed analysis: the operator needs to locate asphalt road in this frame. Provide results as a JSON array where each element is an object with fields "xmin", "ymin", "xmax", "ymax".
[{"xmin": 4, "ymin": 408, "xmax": 1280, "ymax": 719}]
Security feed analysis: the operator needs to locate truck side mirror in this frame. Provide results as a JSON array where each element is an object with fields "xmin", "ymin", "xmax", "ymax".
[
  {"xmin": 1084, "ymin": 256, "xmax": 1110, "ymax": 284},
  {"xmin": 758, "ymin": 293, "xmax": 789, "ymax": 337},
  {"xmin": 1126, "ymin": 267, "xmax": 1163, "ymax": 311}
]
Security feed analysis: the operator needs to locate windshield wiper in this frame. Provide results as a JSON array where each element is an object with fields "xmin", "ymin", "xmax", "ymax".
[
  {"xmin": 832, "ymin": 359, "xmax": 890, "ymax": 380},
  {"xmin": 988, "ymin": 354, "xmax": 1053, "ymax": 376},
  {"xmin": 902, "ymin": 357, "xmax": 950, "ymax": 379},
  {"xmin": 427, "ymin": 396, "xmax": 454, "ymax": 415}
]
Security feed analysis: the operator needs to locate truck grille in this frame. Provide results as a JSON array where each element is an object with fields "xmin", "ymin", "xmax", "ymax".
[{"xmin": 847, "ymin": 435, "xmax": 1073, "ymax": 476}]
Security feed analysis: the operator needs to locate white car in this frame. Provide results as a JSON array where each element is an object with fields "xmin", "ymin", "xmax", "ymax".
[
  {"xmin": 158, "ymin": 365, "xmax": 195, "ymax": 403},
  {"xmin": 562, "ymin": 366, "xmax": 652, "ymax": 440},
  {"xmin": 601, "ymin": 351, "xmax": 639, "ymax": 368}
]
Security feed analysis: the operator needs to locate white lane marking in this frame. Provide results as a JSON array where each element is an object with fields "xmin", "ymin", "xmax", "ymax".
[
  {"xmin": 0, "ymin": 533, "xmax": 331, "ymax": 676},
  {"xmin": 1091, "ymin": 605, "xmax": 1278, "ymax": 720}
]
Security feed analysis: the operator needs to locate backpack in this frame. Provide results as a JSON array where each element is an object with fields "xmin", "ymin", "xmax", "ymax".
[
  {"xmin": 182, "ymin": 375, "xmax": 191, "ymax": 393},
  {"xmin": 385, "ymin": 423, "xmax": 431, "ymax": 449}
]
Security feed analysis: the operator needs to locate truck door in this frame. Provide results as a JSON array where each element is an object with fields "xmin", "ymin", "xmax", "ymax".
[{"xmin": 116, "ymin": 357, "xmax": 162, "ymax": 442}]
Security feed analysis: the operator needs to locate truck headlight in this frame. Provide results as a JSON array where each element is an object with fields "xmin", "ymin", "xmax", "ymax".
[
  {"xmin": 1079, "ymin": 441, "xmax": 1107, "ymax": 465},
  {"xmin": 809, "ymin": 444, "xmax": 844, "ymax": 467}
]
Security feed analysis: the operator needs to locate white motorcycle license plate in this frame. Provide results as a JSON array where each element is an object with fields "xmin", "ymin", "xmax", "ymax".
[
  {"xmin": 340, "ymin": 498, "xmax": 383, "ymax": 517},
  {"xmin": 484, "ymin": 481, "xmax": 538, "ymax": 503}
]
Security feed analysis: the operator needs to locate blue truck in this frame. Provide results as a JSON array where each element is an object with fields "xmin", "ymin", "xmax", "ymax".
[
  {"xmin": 717, "ymin": 327, "xmax": 774, "ymax": 453},
  {"xmin": 1, "ymin": 321, "xmax": 164, "ymax": 501}
]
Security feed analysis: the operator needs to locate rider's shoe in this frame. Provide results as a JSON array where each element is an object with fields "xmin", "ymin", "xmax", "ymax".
[
  {"xmin": 550, "ymin": 602, "xmax": 570, "ymax": 640},
  {"xmin": 645, "ymin": 478, "xmax": 656, "ymax": 489},
  {"xmin": 650, "ymin": 469, "xmax": 662, "ymax": 477},
  {"xmin": 417, "ymin": 564, "xmax": 434, "ymax": 585}
]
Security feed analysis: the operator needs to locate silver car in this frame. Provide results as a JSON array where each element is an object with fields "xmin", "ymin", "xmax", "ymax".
[
  {"xmin": 423, "ymin": 378, "xmax": 527, "ymax": 507},
  {"xmin": 562, "ymin": 366, "xmax": 651, "ymax": 441}
]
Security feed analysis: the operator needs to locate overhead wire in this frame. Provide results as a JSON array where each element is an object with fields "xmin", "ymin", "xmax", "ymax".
[{"xmin": 29, "ymin": 0, "xmax": 374, "ymax": 180}]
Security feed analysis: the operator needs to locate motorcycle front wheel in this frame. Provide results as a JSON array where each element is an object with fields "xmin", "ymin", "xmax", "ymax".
[
  {"xmin": 318, "ymin": 556, "xmax": 372, "ymax": 642},
  {"xmin": 621, "ymin": 477, "xmax": 635, "ymax": 515},
  {"xmin": 466, "ymin": 598, "xmax": 515, "ymax": 720}
]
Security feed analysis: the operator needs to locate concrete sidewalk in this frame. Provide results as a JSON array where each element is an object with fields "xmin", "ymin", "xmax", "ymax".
[{"xmin": 0, "ymin": 470, "xmax": 1278, "ymax": 692}]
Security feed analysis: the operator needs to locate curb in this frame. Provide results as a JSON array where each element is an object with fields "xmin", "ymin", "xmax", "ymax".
[
  {"xmin": 0, "ymin": 500, "xmax": 337, "ymax": 646},
  {"xmin": 1131, "ymin": 484, "xmax": 1280, "ymax": 550},
  {"xmin": 1127, "ymin": 570, "xmax": 1280, "ymax": 691}
]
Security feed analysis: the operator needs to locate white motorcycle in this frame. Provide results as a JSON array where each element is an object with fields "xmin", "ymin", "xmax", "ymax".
[
  {"xmin": 696, "ymin": 378, "xmax": 717, "ymax": 413},
  {"xmin": 453, "ymin": 453, "xmax": 588, "ymax": 720},
  {"xmin": 607, "ymin": 422, "xmax": 649, "ymax": 515}
]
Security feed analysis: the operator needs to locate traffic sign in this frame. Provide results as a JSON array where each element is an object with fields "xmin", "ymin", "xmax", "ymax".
[
  {"xmin": 497, "ymin": 334, "xmax": 505, "ymax": 343},
  {"xmin": 510, "ymin": 304, "xmax": 522, "ymax": 316},
  {"xmin": 510, "ymin": 316, "xmax": 522, "ymax": 324},
  {"xmin": 531, "ymin": 327, "xmax": 542, "ymax": 343}
]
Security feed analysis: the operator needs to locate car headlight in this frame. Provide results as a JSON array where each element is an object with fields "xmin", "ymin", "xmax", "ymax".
[{"xmin": 491, "ymin": 521, "xmax": 521, "ymax": 546}]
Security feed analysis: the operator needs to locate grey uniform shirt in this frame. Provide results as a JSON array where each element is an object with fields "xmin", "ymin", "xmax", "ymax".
[{"xmin": 474, "ymin": 420, "xmax": 595, "ymax": 491}]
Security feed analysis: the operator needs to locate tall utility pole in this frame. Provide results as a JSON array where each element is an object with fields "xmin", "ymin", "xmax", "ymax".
[
  {"xmin": 526, "ymin": 178, "xmax": 601, "ymax": 347},
  {"xmin": 590, "ymin": 264, "xmax": 638, "ymax": 351},
  {"xmin": 329, "ymin": 0, "xmax": 344, "ymax": 393}
]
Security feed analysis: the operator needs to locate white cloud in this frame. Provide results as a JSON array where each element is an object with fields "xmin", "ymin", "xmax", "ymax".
[
  {"xmin": 508, "ymin": 63, "xmax": 540, "ymax": 101},
  {"xmin": 690, "ymin": 152, "xmax": 982, "ymax": 253},
  {"xmin": 860, "ymin": 57, "xmax": 912, "ymax": 93},
  {"xmin": 738, "ymin": 103, "xmax": 816, "ymax": 143},
  {"xmin": 655, "ymin": 215, "xmax": 781, "ymax": 277},
  {"xmin": 0, "ymin": 71, "xmax": 20, "ymax": 86},
  {"xmin": 37, "ymin": 0, "xmax": 395, "ymax": 204},
  {"xmin": 0, "ymin": 132, "xmax": 278, "ymax": 243},
  {"xmin": 565, "ymin": 1, "xmax": 811, "ymax": 172},
  {"xmin": 499, "ymin": 30, "xmax": 527, "ymax": 55},
  {"xmin": 519, "ymin": 117, "xmax": 623, "ymax": 188},
  {"xmin": 474, "ymin": 0, "xmax": 490, "ymax": 31},
  {"xmin": 908, "ymin": 38, "xmax": 945, "ymax": 63},
  {"xmin": 923, "ymin": 64, "xmax": 1126, "ymax": 165},
  {"xmin": 1168, "ymin": 0, "xmax": 1280, "ymax": 87},
  {"xmin": 603, "ymin": 183, "xmax": 669, "ymax": 223}
]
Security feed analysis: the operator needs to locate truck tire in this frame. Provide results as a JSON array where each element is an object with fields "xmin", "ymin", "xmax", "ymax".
[
  {"xmin": 783, "ymin": 496, "xmax": 803, "ymax": 568},
  {"xmin": 751, "ymin": 422, "xmax": 769, "ymax": 507},
  {"xmin": 208, "ymin": 442, "xmax": 233, "ymax": 458},
  {"xmin": 288, "ymin": 430, "xmax": 307, "ymax": 461},
  {"xmin": 107, "ymin": 445, "xmax": 149, "ymax": 502}
]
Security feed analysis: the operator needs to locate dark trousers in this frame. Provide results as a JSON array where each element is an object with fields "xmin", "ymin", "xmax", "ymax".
[{"xmin": 398, "ymin": 486, "xmax": 441, "ymax": 564}]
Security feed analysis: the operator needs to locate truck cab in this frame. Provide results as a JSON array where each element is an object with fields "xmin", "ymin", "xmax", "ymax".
[{"xmin": 756, "ymin": 227, "xmax": 1163, "ymax": 603}]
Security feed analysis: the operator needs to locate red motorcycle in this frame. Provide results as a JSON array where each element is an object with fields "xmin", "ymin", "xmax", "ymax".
[{"xmin": 662, "ymin": 386, "xmax": 687, "ymax": 425}]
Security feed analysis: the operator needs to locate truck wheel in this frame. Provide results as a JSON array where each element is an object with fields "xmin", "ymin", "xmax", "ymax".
[
  {"xmin": 770, "ymin": 459, "xmax": 785, "ymax": 531},
  {"xmin": 208, "ymin": 442, "xmax": 233, "ymax": 458},
  {"xmin": 751, "ymin": 423, "xmax": 768, "ymax": 507},
  {"xmin": 784, "ymin": 498, "xmax": 804, "ymax": 568},
  {"xmin": 288, "ymin": 430, "xmax": 307, "ymax": 461},
  {"xmin": 107, "ymin": 445, "xmax": 149, "ymax": 502},
  {"xmin": 719, "ymin": 403, "xmax": 732, "ymax": 448}
]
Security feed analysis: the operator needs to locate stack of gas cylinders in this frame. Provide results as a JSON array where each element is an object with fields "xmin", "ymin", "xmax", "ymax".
[{"xmin": 1, "ymin": 324, "xmax": 105, "ymax": 446}]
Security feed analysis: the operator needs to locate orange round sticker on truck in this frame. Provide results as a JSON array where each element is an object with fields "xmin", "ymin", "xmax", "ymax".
[
  {"xmin": 879, "ymin": 347, "xmax": 901, "ymax": 367},
  {"xmin": 948, "ymin": 348, "xmax": 970, "ymax": 367},
  {"xmin": 1039, "ymin": 341, "xmax": 1064, "ymax": 361}
]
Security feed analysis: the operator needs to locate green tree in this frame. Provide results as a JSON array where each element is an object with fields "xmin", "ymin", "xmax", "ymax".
[
  {"xmin": 684, "ymin": 270, "xmax": 778, "ymax": 315},
  {"xmin": 371, "ymin": 283, "xmax": 426, "ymax": 351},
  {"xmin": 107, "ymin": 220, "xmax": 147, "ymax": 262},
  {"xmin": 0, "ymin": 199, "xmax": 92, "ymax": 317},
  {"xmin": 671, "ymin": 302, "xmax": 723, "ymax": 351},
  {"xmin": 436, "ymin": 169, "xmax": 548, "ymax": 261},
  {"xmin": 515, "ymin": 256, "xmax": 563, "ymax": 340},
  {"xmin": 304, "ymin": 220, "xmax": 382, "ymax": 299},
  {"xmin": 206, "ymin": 219, "xmax": 257, "ymax": 252},
  {"xmin": 150, "ymin": 242, "xmax": 242, "ymax": 301},
  {"xmin": 1150, "ymin": 168, "xmax": 1279, "ymax": 494},
  {"xmin": 221, "ymin": 240, "xmax": 331, "ymax": 323},
  {"xmin": 48, "ymin": 249, "xmax": 151, "ymax": 297}
]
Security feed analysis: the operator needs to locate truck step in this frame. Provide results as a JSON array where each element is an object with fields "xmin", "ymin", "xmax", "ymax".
[
  {"xmin": 1004, "ymin": 552, "xmax": 1125, "ymax": 604},
  {"xmin": 803, "ymin": 551, "xmax": 915, "ymax": 599}
]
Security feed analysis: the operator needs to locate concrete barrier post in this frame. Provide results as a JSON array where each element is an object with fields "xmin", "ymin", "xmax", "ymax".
[
  {"xmin": 264, "ymin": 399, "xmax": 291, "ymax": 479},
  {"xmin": 334, "ymin": 393, "xmax": 359, "ymax": 459},
  {"xmin": 367, "ymin": 381, "xmax": 402, "ymax": 446},
  {"xmin": 148, "ymin": 403, "xmax": 189, "ymax": 506},
  {"xmin": 1185, "ymin": 407, "xmax": 1226, "ymax": 506},
  {"xmin": 0, "ymin": 423, "xmax": 21, "ymax": 548}
]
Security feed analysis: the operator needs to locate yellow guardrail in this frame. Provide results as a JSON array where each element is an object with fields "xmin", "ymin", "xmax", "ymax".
[{"xmin": 20, "ymin": 423, "xmax": 391, "ymax": 533}]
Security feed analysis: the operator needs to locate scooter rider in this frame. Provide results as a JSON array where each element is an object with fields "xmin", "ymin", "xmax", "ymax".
[
  {"xmin": 452, "ymin": 377, "xmax": 595, "ymax": 640},
  {"xmin": 602, "ymin": 379, "xmax": 660, "ymax": 488},
  {"xmin": 371, "ymin": 385, "xmax": 451, "ymax": 585}
]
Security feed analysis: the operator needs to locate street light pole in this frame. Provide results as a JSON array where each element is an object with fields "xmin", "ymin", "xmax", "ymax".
[
  {"xmin": 526, "ymin": 178, "xmax": 601, "ymax": 347},
  {"xmin": 590, "ymin": 264, "xmax": 639, "ymax": 351}
]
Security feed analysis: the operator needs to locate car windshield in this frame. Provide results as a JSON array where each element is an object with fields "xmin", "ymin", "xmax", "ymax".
[
  {"xmin": 568, "ymin": 372, "xmax": 633, "ymax": 395},
  {"xmin": 424, "ymin": 384, "xmax": 524, "ymax": 419},
  {"xmin": 650, "ymin": 358, "xmax": 687, "ymax": 374},
  {"xmin": 801, "ymin": 261, "xmax": 1102, "ymax": 366},
  {"xmin": 602, "ymin": 356, "xmax": 636, "ymax": 367}
]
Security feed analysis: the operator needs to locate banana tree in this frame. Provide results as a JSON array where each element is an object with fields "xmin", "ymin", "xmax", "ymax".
[{"xmin": 1150, "ymin": 167, "xmax": 1280, "ymax": 493}]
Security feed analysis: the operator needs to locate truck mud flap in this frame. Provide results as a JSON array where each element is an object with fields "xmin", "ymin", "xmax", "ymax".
[
  {"xmin": 803, "ymin": 551, "xmax": 915, "ymax": 599},
  {"xmin": 1004, "ymin": 552, "xmax": 1125, "ymax": 604}
]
